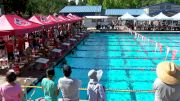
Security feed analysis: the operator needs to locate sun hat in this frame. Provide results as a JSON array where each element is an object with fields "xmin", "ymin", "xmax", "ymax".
[
  {"xmin": 88, "ymin": 69, "xmax": 103, "ymax": 82},
  {"xmin": 156, "ymin": 61, "xmax": 180, "ymax": 85}
]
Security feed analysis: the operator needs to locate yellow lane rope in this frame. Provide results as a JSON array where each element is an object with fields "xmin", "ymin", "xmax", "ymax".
[{"xmin": 22, "ymin": 86, "xmax": 155, "ymax": 93}]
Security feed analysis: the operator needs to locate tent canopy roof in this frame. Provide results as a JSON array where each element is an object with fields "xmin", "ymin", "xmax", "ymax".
[
  {"xmin": 119, "ymin": 13, "xmax": 135, "ymax": 20},
  {"xmin": 171, "ymin": 13, "xmax": 180, "ymax": 21},
  {"xmin": 29, "ymin": 15, "xmax": 57, "ymax": 27},
  {"xmin": 136, "ymin": 13, "xmax": 154, "ymax": 21},
  {"xmin": 0, "ymin": 14, "xmax": 41, "ymax": 35},
  {"xmin": 153, "ymin": 12, "xmax": 172, "ymax": 20}
]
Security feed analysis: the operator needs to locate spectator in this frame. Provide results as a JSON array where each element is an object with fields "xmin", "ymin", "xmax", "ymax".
[
  {"xmin": 0, "ymin": 37, "xmax": 6, "ymax": 58},
  {"xmin": 58, "ymin": 65, "xmax": 81, "ymax": 101},
  {"xmin": 41, "ymin": 68, "xmax": 58, "ymax": 101},
  {"xmin": 0, "ymin": 70, "xmax": 23, "ymax": 101},
  {"xmin": 87, "ymin": 69, "xmax": 105, "ymax": 101},
  {"xmin": 6, "ymin": 37, "xmax": 14, "ymax": 60},
  {"xmin": 153, "ymin": 61, "xmax": 180, "ymax": 101},
  {"xmin": 12, "ymin": 62, "xmax": 20, "ymax": 75}
]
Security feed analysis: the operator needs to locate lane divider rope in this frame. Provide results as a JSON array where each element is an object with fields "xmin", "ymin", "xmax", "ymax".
[{"xmin": 22, "ymin": 86, "xmax": 155, "ymax": 93}]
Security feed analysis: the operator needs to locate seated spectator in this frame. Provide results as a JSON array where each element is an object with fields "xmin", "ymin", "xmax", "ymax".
[
  {"xmin": 41, "ymin": 68, "xmax": 58, "ymax": 101},
  {"xmin": 87, "ymin": 69, "xmax": 105, "ymax": 101},
  {"xmin": 0, "ymin": 70, "xmax": 23, "ymax": 101},
  {"xmin": 58, "ymin": 65, "xmax": 81, "ymax": 101},
  {"xmin": 153, "ymin": 61, "xmax": 180, "ymax": 101},
  {"xmin": 14, "ymin": 48, "xmax": 20, "ymax": 62},
  {"xmin": 12, "ymin": 62, "xmax": 20, "ymax": 75}
]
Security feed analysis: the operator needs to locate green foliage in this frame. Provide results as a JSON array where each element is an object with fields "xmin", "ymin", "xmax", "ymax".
[
  {"xmin": 3, "ymin": 0, "xmax": 68, "ymax": 16},
  {"xmin": 87, "ymin": 0, "xmax": 100, "ymax": 5},
  {"xmin": 3, "ymin": 0, "xmax": 180, "ymax": 16},
  {"xmin": 68, "ymin": 1, "xmax": 76, "ymax": 6},
  {"xmin": 78, "ymin": 0, "xmax": 87, "ymax": 5}
]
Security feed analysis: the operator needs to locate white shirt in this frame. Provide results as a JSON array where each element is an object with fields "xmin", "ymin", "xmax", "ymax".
[
  {"xmin": 58, "ymin": 77, "xmax": 81, "ymax": 101},
  {"xmin": 87, "ymin": 80, "xmax": 105, "ymax": 101},
  {"xmin": 153, "ymin": 78, "xmax": 180, "ymax": 101}
]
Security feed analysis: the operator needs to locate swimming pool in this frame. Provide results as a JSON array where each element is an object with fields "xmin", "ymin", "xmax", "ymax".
[{"xmin": 28, "ymin": 32, "xmax": 180, "ymax": 101}]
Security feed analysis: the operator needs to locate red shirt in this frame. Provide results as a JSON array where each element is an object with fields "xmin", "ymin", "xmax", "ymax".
[
  {"xmin": 6, "ymin": 40, "xmax": 14, "ymax": 52},
  {"xmin": 12, "ymin": 64, "xmax": 20, "ymax": 72},
  {"xmin": 17, "ymin": 38, "xmax": 24, "ymax": 51}
]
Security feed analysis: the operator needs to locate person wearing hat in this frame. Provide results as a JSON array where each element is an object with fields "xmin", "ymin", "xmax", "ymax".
[
  {"xmin": 57, "ymin": 65, "xmax": 81, "ymax": 101},
  {"xmin": 41, "ymin": 68, "xmax": 58, "ymax": 101},
  {"xmin": 87, "ymin": 69, "xmax": 105, "ymax": 101},
  {"xmin": 153, "ymin": 61, "xmax": 180, "ymax": 101},
  {"xmin": 0, "ymin": 70, "xmax": 23, "ymax": 101}
]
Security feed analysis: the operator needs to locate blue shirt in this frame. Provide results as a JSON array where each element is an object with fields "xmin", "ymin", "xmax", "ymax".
[{"xmin": 41, "ymin": 78, "xmax": 57, "ymax": 101}]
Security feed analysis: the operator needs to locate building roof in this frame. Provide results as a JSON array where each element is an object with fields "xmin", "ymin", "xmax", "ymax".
[
  {"xmin": 105, "ymin": 9, "xmax": 145, "ymax": 16},
  {"xmin": 59, "ymin": 6, "xmax": 102, "ymax": 13}
]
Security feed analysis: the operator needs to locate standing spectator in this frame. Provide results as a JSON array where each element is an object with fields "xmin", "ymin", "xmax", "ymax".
[
  {"xmin": 153, "ymin": 61, "xmax": 180, "ymax": 101},
  {"xmin": 0, "ymin": 70, "xmax": 23, "ymax": 101},
  {"xmin": 58, "ymin": 65, "xmax": 81, "ymax": 101},
  {"xmin": 41, "ymin": 68, "xmax": 58, "ymax": 101},
  {"xmin": 16, "ymin": 37, "xmax": 25, "ymax": 59},
  {"xmin": 6, "ymin": 37, "xmax": 14, "ymax": 60},
  {"xmin": 0, "ymin": 37, "xmax": 6, "ymax": 58},
  {"xmin": 87, "ymin": 69, "xmax": 105, "ymax": 101}
]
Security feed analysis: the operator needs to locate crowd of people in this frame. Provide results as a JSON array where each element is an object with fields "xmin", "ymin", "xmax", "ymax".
[
  {"xmin": 0, "ymin": 64, "xmax": 106, "ymax": 101},
  {"xmin": 0, "ymin": 21, "xmax": 85, "ymax": 74},
  {"xmin": 0, "ymin": 61, "xmax": 180, "ymax": 101}
]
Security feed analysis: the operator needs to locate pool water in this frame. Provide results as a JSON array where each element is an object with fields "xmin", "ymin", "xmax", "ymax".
[{"xmin": 28, "ymin": 32, "xmax": 180, "ymax": 101}]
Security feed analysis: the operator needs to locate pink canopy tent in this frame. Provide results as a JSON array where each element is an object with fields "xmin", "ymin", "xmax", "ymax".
[
  {"xmin": 58, "ymin": 15, "xmax": 73, "ymax": 23},
  {"xmin": 47, "ymin": 15, "xmax": 66, "ymax": 24},
  {"xmin": 29, "ymin": 15, "xmax": 57, "ymax": 28},
  {"xmin": 67, "ymin": 14, "xmax": 82, "ymax": 22},
  {"xmin": 0, "ymin": 14, "xmax": 42, "ymax": 36}
]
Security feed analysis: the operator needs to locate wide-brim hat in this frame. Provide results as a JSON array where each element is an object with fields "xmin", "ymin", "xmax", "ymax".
[
  {"xmin": 156, "ymin": 61, "xmax": 180, "ymax": 85},
  {"xmin": 88, "ymin": 69, "xmax": 103, "ymax": 82}
]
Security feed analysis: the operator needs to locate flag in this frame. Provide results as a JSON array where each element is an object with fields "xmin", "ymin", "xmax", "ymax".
[
  {"xmin": 172, "ymin": 50, "xmax": 177, "ymax": 60},
  {"xmin": 158, "ymin": 43, "xmax": 162, "ymax": 52},
  {"xmin": 165, "ymin": 47, "xmax": 170, "ymax": 60},
  {"xmin": 155, "ymin": 42, "xmax": 158, "ymax": 52}
]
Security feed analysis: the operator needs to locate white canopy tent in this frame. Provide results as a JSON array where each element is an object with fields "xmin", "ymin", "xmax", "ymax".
[
  {"xmin": 153, "ymin": 12, "xmax": 172, "ymax": 20},
  {"xmin": 136, "ymin": 13, "xmax": 154, "ymax": 21},
  {"xmin": 119, "ymin": 13, "xmax": 135, "ymax": 20},
  {"xmin": 171, "ymin": 13, "xmax": 180, "ymax": 21}
]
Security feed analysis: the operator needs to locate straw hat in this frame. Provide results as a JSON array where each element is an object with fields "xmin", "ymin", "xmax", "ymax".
[
  {"xmin": 156, "ymin": 61, "xmax": 180, "ymax": 85},
  {"xmin": 88, "ymin": 69, "xmax": 103, "ymax": 82}
]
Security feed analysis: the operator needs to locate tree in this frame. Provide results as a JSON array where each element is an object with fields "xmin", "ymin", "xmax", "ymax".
[
  {"xmin": 102, "ymin": 0, "xmax": 111, "ymax": 8},
  {"xmin": 68, "ymin": 1, "xmax": 76, "ymax": 5},
  {"xmin": 25, "ymin": 0, "xmax": 68, "ymax": 16},
  {"xmin": 78, "ymin": 0, "xmax": 87, "ymax": 5},
  {"xmin": 3, "ymin": 0, "xmax": 27, "ymax": 14},
  {"xmin": 87, "ymin": 0, "xmax": 100, "ymax": 5}
]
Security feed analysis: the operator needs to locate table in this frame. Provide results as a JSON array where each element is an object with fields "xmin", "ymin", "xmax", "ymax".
[
  {"xmin": 35, "ymin": 58, "xmax": 49, "ymax": 64},
  {"xmin": 69, "ymin": 38, "xmax": 77, "ymax": 42},
  {"xmin": 51, "ymin": 48, "xmax": 62, "ymax": 56},
  {"xmin": 62, "ymin": 42, "xmax": 71, "ymax": 50}
]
